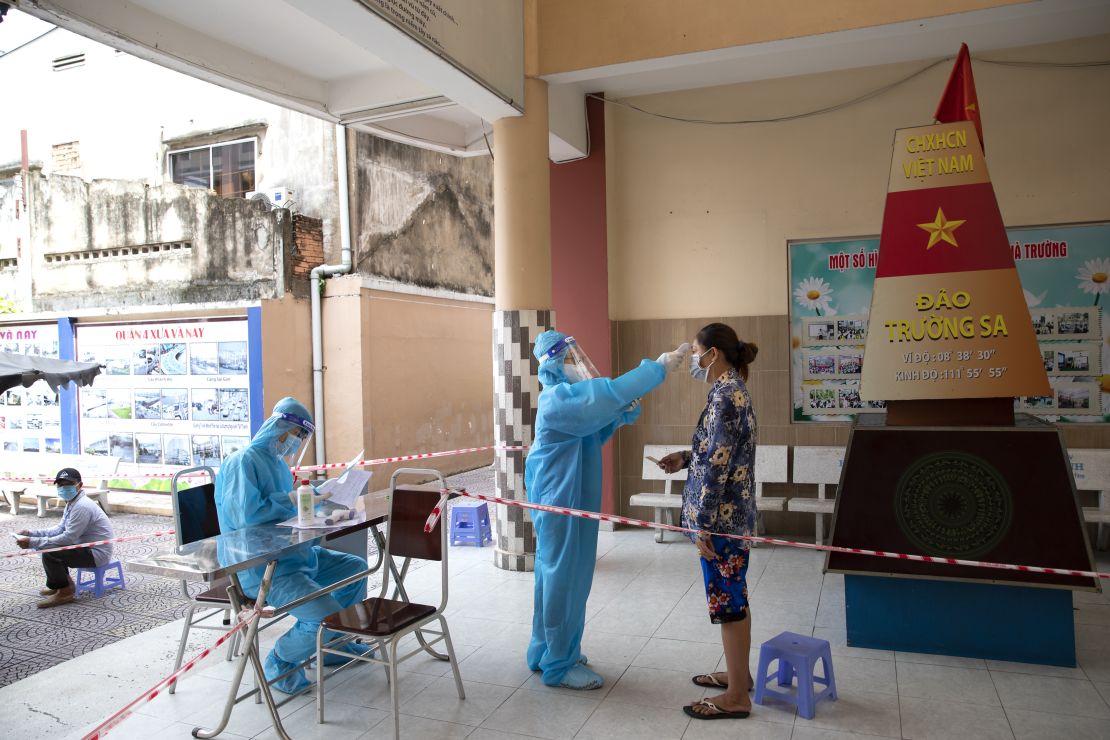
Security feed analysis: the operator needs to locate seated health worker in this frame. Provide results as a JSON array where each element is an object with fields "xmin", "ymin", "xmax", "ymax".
[
  {"xmin": 525, "ymin": 331, "xmax": 686, "ymax": 689},
  {"xmin": 215, "ymin": 396, "xmax": 370, "ymax": 694}
]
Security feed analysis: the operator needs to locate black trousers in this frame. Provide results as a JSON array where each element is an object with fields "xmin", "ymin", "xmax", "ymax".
[{"xmin": 41, "ymin": 549, "xmax": 96, "ymax": 590}]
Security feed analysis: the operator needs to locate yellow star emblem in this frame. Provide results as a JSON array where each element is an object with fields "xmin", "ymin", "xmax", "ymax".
[
  {"xmin": 917, "ymin": 207, "xmax": 966, "ymax": 250},
  {"xmin": 966, "ymin": 103, "xmax": 977, "ymax": 112}
]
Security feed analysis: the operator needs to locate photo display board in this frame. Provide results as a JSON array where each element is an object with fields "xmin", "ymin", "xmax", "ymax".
[
  {"xmin": 0, "ymin": 323, "xmax": 62, "ymax": 454},
  {"xmin": 789, "ymin": 222, "xmax": 1109, "ymax": 422},
  {"xmin": 75, "ymin": 318, "xmax": 252, "ymax": 471}
]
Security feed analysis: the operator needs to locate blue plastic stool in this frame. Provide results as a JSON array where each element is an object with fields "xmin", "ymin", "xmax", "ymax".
[
  {"xmin": 754, "ymin": 631, "xmax": 837, "ymax": 719},
  {"xmin": 75, "ymin": 561, "xmax": 126, "ymax": 598},
  {"xmin": 450, "ymin": 500, "xmax": 492, "ymax": 546}
]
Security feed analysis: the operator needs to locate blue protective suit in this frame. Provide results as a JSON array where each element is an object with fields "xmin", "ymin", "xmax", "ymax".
[
  {"xmin": 215, "ymin": 397, "xmax": 369, "ymax": 694},
  {"xmin": 525, "ymin": 331, "xmax": 666, "ymax": 687}
]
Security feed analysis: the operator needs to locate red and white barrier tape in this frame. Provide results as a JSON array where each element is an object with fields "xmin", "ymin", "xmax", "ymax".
[
  {"xmin": 436, "ymin": 488, "xmax": 1110, "ymax": 581},
  {"xmin": 0, "ymin": 444, "xmax": 525, "ymax": 484},
  {"xmin": 2, "ymin": 529, "xmax": 175, "ymax": 559},
  {"xmin": 82, "ymin": 609, "xmax": 260, "ymax": 740},
  {"xmin": 425, "ymin": 492, "xmax": 451, "ymax": 532},
  {"xmin": 291, "ymin": 444, "xmax": 526, "ymax": 475}
]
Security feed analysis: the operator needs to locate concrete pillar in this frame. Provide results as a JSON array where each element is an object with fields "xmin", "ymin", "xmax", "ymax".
[{"xmin": 491, "ymin": 75, "xmax": 552, "ymax": 572}]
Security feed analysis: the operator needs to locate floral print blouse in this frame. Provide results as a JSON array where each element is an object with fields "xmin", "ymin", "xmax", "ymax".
[{"xmin": 680, "ymin": 367, "xmax": 757, "ymax": 542}]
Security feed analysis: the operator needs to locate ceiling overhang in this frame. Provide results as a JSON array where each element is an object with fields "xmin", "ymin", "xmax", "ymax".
[{"xmin": 14, "ymin": 0, "xmax": 1110, "ymax": 163}]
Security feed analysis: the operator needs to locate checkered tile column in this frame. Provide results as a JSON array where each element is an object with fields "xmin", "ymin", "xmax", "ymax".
[{"xmin": 492, "ymin": 309, "xmax": 553, "ymax": 571}]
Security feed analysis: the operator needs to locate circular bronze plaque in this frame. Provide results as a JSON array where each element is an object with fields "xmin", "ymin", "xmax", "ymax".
[{"xmin": 894, "ymin": 451, "xmax": 1013, "ymax": 559}]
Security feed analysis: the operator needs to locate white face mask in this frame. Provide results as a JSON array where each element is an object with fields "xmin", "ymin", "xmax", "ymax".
[
  {"xmin": 689, "ymin": 348, "xmax": 715, "ymax": 383},
  {"xmin": 563, "ymin": 364, "xmax": 587, "ymax": 384}
]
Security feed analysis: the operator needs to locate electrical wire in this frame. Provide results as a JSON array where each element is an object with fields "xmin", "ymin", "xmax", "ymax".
[{"xmin": 587, "ymin": 55, "xmax": 1110, "ymax": 127}]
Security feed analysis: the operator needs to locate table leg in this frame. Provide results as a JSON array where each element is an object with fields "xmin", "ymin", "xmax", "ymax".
[{"xmin": 192, "ymin": 561, "xmax": 291, "ymax": 740}]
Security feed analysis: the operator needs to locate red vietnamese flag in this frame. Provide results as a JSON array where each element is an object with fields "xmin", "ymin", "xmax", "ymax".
[{"xmin": 934, "ymin": 43, "xmax": 983, "ymax": 148}]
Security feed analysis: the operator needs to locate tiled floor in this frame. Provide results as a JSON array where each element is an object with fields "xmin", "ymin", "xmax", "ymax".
[
  {"xmin": 0, "ymin": 467, "xmax": 499, "ymax": 688},
  {"xmin": 0, "ymin": 526, "xmax": 1105, "ymax": 739},
  {"xmin": 0, "ymin": 509, "xmax": 202, "ymax": 687},
  {"xmin": 1, "ymin": 466, "xmax": 1108, "ymax": 739}
]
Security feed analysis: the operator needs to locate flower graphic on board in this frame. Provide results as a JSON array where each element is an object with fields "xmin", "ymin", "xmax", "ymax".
[
  {"xmin": 1076, "ymin": 258, "xmax": 1110, "ymax": 305},
  {"xmin": 794, "ymin": 277, "xmax": 834, "ymax": 315}
]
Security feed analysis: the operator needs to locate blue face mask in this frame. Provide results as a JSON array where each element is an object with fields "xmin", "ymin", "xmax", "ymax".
[
  {"xmin": 57, "ymin": 485, "xmax": 79, "ymax": 501},
  {"xmin": 271, "ymin": 434, "xmax": 301, "ymax": 460}
]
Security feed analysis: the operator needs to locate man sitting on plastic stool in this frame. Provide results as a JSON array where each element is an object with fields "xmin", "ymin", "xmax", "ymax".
[{"xmin": 215, "ymin": 396, "xmax": 371, "ymax": 694}]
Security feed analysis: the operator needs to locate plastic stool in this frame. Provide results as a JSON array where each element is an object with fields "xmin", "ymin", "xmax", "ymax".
[
  {"xmin": 450, "ymin": 500, "xmax": 492, "ymax": 546},
  {"xmin": 75, "ymin": 561, "xmax": 126, "ymax": 598},
  {"xmin": 754, "ymin": 631, "xmax": 837, "ymax": 719}
]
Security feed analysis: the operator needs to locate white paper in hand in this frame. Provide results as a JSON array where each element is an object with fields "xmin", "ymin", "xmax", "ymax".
[{"xmin": 315, "ymin": 450, "xmax": 371, "ymax": 509}]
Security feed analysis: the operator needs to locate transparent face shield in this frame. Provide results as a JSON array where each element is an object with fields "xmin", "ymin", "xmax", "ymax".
[
  {"xmin": 271, "ymin": 412, "xmax": 315, "ymax": 468},
  {"xmin": 543, "ymin": 335, "xmax": 600, "ymax": 383}
]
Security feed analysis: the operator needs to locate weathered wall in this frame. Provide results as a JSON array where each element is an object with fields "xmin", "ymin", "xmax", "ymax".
[
  {"xmin": 348, "ymin": 132, "xmax": 494, "ymax": 296},
  {"xmin": 7, "ymin": 171, "xmax": 289, "ymax": 312},
  {"xmin": 319, "ymin": 275, "xmax": 495, "ymax": 484}
]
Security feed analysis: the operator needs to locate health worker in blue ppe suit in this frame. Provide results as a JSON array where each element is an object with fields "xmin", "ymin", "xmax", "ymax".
[
  {"xmin": 215, "ymin": 397, "xmax": 370, "ymax": 694},
  {"xmin": 525, "ymin": 332, "xmax": 687, "ymax": 689}
]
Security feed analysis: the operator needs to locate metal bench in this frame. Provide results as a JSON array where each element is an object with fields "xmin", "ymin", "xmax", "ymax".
[
  {"xmin": 1070, "ymin": 448, "xmax": 1110, "ymax": 550},
  {"xmin": 787, "ymin": 446, "xmax": 845, "ymax": 545},
  {"xmin": 629, "ymin": 443, "xmax": 790, "ymax": 543},
  {"xmin": 629, "ymin": 444, "xmax": 688, "ymax": 543},
  {"xmin": 0, "ymin": 452, "xmax": 120, "ymax": 516}
]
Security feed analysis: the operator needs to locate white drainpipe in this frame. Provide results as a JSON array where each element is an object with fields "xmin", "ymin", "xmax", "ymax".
[{"xmin": 310, "ymin": 123, "xmax": 354, "ymax": 471}]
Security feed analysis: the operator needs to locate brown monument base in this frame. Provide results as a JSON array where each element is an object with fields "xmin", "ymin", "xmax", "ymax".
[{"xmin": 885, "ymin": 397, "xmax": 1015, "ymax": 426}]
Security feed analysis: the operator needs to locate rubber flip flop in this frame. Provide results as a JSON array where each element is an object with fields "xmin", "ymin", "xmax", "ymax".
[
  {"xmin": 691, "ymin": 674, "xmax": 754, "ymax": 692},
  {"xmin": 692, "ymin": 673, "xmax": 728, "ymax": 689},
  {"xmin": 683, "ymin": 699, "xmax": 751, "ymax": 720}
]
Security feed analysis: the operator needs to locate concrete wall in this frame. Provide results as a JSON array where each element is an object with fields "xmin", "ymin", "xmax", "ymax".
[
  {"xmin": 0, "ymin": 170, "xmax": 289, "ymax": 312},
  {"xmin": 348, "ymin": 132, "xmax": 494, "ymax": 296},
  {"xmin": 605, "ymin": 34, "xmax": 1110, "ymax": 534},
  {"xmin": 605, "ymin": 34, "xmax": 1110, "ymax": 321},
  {"xmin": 319, "ymin": 276, "xmax": 495, "ymax": 484}
]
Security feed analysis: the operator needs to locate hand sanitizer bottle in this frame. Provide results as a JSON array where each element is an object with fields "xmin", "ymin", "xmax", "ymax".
[{"xmin": 297, "ymin": 480, "xmax": 314, "ymax": 524}]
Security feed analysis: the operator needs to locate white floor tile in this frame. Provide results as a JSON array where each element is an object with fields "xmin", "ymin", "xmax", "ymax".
[
  {"xmin": 1078, "ymin": 648, "xmax": 1110, "ymax": 683},
  {"xmin": 607, "ymin": 666, "xmax": 708, "ymax": 711},
  {"xmin": 985, "ymin": 658, "xmax": 1088, "ymax": 680},
  {"xmin": 824, "ymin": 655, "xmax": 897, "ymax": 696},
  {"xmin": 895, "ymin": 662, "xmax": 1001, "ymax": 706},
  {"xmin": 480, "ymin": 687, "xmax": 599, "ymax": 740},
  {"xmin": 894, "ymin": 651, "xmax": 987, "ymax": 670},
  {"xmin": 361, "ymin": 714, "xmax": 475, "ymax": 740},
  {"xmin": 253, "ymin": 699, "xmax": 388, "ymax": 740},
  {"xmin": 898, "ymin": 695, "xmax": 1014, "ymax": 740},
  {"xmin": 681, "ymin": 716, "xmax": 793, "ymax": 739},
  {"xmin": 803, "ymin": 688, "xmax": 901, "ymax": 737},
  {"xmin": 324, "ymin": 666, "xmax": 437, "ymax": 710},
  {"xmin": 992, "ymin": 671, "xmax": 1110, "ymax": 719},
  {"xmin": 401, "ymin": 676, "xmax": 513, "ymax": 726},
  {"xmin": 1006, "ymin": 707, "xmax": 1110, "ymax": 740},
  {"xmin": 579, "ymin": 630, "xmax": 650, "ymax": 668},
  {"xmin": 632, "ymin": 637, "xmax": 724, "ymax": 675},
  {"xmin": 789, "ymin": 727, "xmax": 895, "ymax": 740},
  {"xmin": 575, "ymin": 698, "xmax": 691, "ymax": 739},
  {"xmin": 457, "ymin": 642, "xmax": 535, "ymax": 688}
]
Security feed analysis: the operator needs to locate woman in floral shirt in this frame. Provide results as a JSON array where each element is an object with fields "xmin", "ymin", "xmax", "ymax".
[{"xmin": 659, "ymin": 323, "xmax": 758, "ymax": 721}]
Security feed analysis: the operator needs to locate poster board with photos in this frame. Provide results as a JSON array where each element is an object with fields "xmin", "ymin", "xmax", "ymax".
[
  {"xmin": 0, "ymin": 323, "xmax": 63, "ymax": 454},
  {"xmin": 75, "ymin": 318, "xmax": 253, "ymax": 478},
  {"xmin": 789, "ymin": 222, "xmax": 1110, "ymax": 422}
]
